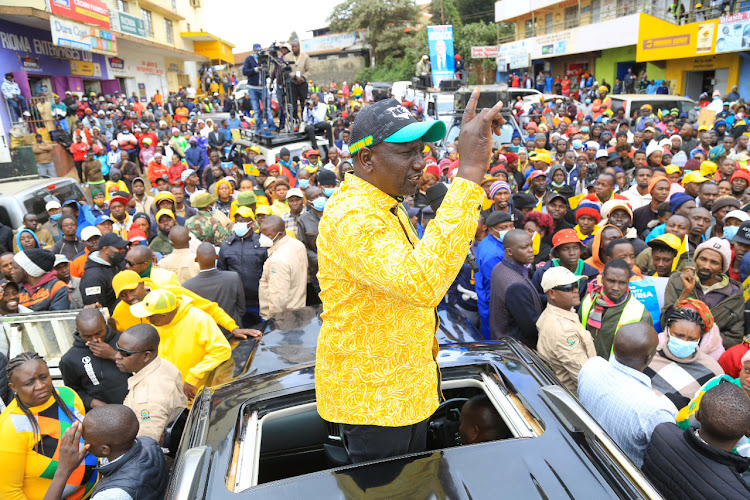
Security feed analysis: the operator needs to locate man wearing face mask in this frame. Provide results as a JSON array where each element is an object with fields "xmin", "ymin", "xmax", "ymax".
[
  {"xmin": 42, "ymin": 200, "xmax": 63, "ymax": 243},
  {"xmin": 476, "ymin": 211, "xmax": 516, "ymax": 339},
  {"xmin": 296, "ymin": 186, "xmax": 326, "ymax": 303},
  {"xmin": 218, "ymin": 206, "xmax": 267, "ymax": 326},
  {"xmin": 662, "ymin": 237, "xmax": 745, "ymax": 348},
  {"xmin": 258, "ymin": 215, "xmax": 307, "ymax": 319},
  {"xmin": 316, "ymin": 169, "xmax": 338, "ymax": 198},
  {"xmin": 80, "ymin": 233, "xmax": 130, "ymax": 312}
]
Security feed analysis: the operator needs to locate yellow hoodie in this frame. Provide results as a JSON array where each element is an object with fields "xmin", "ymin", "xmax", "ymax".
[{"xmin": 155, "ymin": 295, "xmax": 231, "ymax": 388}]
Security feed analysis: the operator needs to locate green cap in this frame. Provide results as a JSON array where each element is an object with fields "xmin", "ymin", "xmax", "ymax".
[
  {"xmin": 237, "ymin": 191, "xmax": 257, "ymax": 207},
  {"xmin": 192, "ymin": 192, "xmax": 218, "ymax": 209}
]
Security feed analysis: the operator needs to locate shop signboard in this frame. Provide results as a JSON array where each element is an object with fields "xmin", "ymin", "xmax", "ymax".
[
  {"xmin": 109, "ymin": 9, "xmax": 147, "ymax": 38},
  {"xmin": 637, "ymin": 13, "xmax": 718, "ymax": 61},
  {"xmin": 108, "ymin": 57, "xmax": 124, "ymax": 70},
  {"xmin": 471, "ymin": 45, "xmax": 499, "ymax": 59},
  {"xmin": 50, "ymin": 15, "xmax": 116, "ymax": 56},
  {"xmin": 70, "ymin": 59, "xmax": 102, "ymax": 77},
  {"xmin": 49, "ymin": 0, "xmax": 110, "ymax": 30},
  {"xmin": 696, "ymin": 22, "xmax": 716, "ymax": 54},
  {"xmin": 0, "ymin": 20, "xmax": 108, "ymax": 79},
  {"xmin": 715, "ymin": 12, "xmax": 750, "ymax": 53},
  {"xmin": 496, "ymin": 39, "xmax": 532, "ymax": 70},
  {"xmin": 427, "ymin": 25, "xmax": 455, "ymax": 87},
  {"xmin": 19, "ymin": 56, "xmax": 40, "ymax": 70},
  {"xmin": 300, "ymin": 30, "xmax": 364, "ymax": 54}
]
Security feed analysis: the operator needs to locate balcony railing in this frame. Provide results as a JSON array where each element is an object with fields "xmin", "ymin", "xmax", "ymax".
[{"xmin": 499, "ymin": 1, "xmax": 742, "ymax": 44}]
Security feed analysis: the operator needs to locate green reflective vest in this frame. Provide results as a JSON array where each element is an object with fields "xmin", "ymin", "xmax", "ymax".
[{"xmin": 580, "ymin": 292, "xmax": 646, "ymax": 354}]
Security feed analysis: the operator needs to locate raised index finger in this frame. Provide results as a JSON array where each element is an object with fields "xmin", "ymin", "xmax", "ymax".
[{"xmin": 461, "ymin": 88, "xmax": 480, "ymax": 128}]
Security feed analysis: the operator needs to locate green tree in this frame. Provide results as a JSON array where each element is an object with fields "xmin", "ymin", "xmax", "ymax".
[
  {"xmin": 455, "ymin": 0, "xmax": 495, "ymax": 24},
  {"xmin": 430, "ymin": 0, "xmax": 462, "ymax": 27},
  {"xmin": 328, "ymin": 0, "xmax": 420, "ymax": 66},
  {"xmin": 289, "ymin": 31, "xmax": 299, "ymax": 41}
]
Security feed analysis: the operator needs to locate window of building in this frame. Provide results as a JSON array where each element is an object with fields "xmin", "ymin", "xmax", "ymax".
[
  {"xmin": 524, "ymin": 19, "xmax": 535, "ymax": 38},
  {"xmin": 545, "ymin": 13, "xmax": 553, "ymax": 34},
  {"xmin": 141, "ymin": 8, "xmax": 154, "ymax": 37},
  {"xmin": 165, "ymin": 19, "xmax": 174, "ymax": 43},
  {"xmin": 116, "ymin": 0, "xmax": 128, "ymax": 13},
  {"xmin": 172, "ymin": 0, "xmax": 177, "ymax": 11}
]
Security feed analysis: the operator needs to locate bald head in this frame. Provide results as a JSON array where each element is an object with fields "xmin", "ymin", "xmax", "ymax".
[
  {"xmin": 613, "ymin": 322, "xmax": 659, "ymax": 372},
  {"xmin": 122, "ymin": 323, "xmax": 160, "ymax": 351},
  {"xmin": 260, "ymin": 215, "xmax": 285, "ymax": 236},
  {"xmin": 459, "ymin": 395, "xmax": 509, "ymax": 445},
  {"xmin": 195, "ymin": 242, "xmax": 217, "ymax": 270},
  {"xmin": 83, "ymin": 404, "xmax": 139, "ymax": 455},
  {"xmin": 503, "ymin": 229, "xmax": 534, "ymax": 266},
  {"xmin": 75, "ymin": 308, "xmax": 105, "ymax": 331},
  {"xmin": 168, "ymin": 225, "xmax": 190, "ymax": 249},
  {"xmin": 126, "ymin": 244, "xmax": 153, "ymax": 262}
]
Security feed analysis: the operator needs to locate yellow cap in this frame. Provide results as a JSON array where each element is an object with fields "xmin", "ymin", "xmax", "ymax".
[
  {"xmin": 247, "ymin": 146, "xmax": 261, "ymax": 155},
  {"xmin": 700, "ymin": 160, "xmax": 718, "ymax": 176},
  {"xmin": 665, "ymin": 164, "xmax": 682, "ymax": 175},
  {"xmin": 698, "ymin": 124, "xmax": 710, "ymax": 132},
  {"xmin": 533, "ymin": 152, "xmax": 552, "ymax": 164},
  {"xmin": 598, "ymin": 85, "xmax": 608, "ymax": 94},
  {"xmin": 255, "ymin": 205, "xmax": 272, "ymax": 216},
  {"xmin": 155, "ymin": 209, "xmax": 175, "ymax": 221},
  {"xmin": 235, "ymin": 206, "xmax": 255, "ymax": 220},
  {"xmin": 682, "ymin": 171, "xmax": 708, "ymax": 185},
  {"xmin": 112, "ymin": 270, "xmax": 142, "ymax": 298},
  {"xmin": 649, "ymin": 233, "xmax": 682, "ymax": 251},
  {"xmin": 154, "ymin": 191, "xmax": 176, "ymax": 205},
  {"xmin": 130, "ymin": 289, "xmax": 177, "ymax": 318}
]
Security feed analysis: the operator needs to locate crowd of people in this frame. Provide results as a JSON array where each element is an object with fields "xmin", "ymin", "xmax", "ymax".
[{"xmin": 4, "ymin": 47, "xmax": 750, "ymax": 497}]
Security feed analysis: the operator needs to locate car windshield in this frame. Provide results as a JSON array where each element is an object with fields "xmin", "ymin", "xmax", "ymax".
[
  {"xmin": 24, "ymin": 182, "xmax": 85, "ymax": 224},
  {"xmin": 436, "ymin": 99, "xmax": 453, "ymax": 114}
]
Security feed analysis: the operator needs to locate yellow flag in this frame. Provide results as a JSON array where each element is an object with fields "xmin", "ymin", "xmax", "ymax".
[
  {"xmin": 532, "ymin": 231, "xmax": 541, "ymax": 255},
  {"xmin": 672, "ymin": 234, "xmax": 688, "ymax": 272},
  {"xmin": 743, "ymin": 274, "xmax": 750, "ymax": 302},
  {"xmin": 568, "ymin": 192, "xmax": 586, "ymax": 210},
  {"xmin": 533, "ymin": 197, "xmax": 544, "ymax": 212},
  {"xmin": 243, "ymin": 163, "xmax": 259, "ymax": 176}
]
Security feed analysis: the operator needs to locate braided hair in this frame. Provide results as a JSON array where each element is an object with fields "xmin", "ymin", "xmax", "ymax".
[
  {"xmin": 6, "ymin": 352, "xmax": 77, "ymax": 454},
  {"xmin": 666, "ymin": 308, "xmax": 705, "ymax": 335}
]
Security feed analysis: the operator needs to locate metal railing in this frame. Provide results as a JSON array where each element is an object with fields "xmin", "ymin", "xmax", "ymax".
[
  {"xmin": 500, "ymin": 1, "xmax": 741, "ymax": 44},
  {"xmin": 5, "ymin": 94, "xmax": 55, "ymax": 137}
]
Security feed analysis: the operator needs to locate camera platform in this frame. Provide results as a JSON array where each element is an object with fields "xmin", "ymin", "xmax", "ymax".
[{"xmin": 238, "ymin": 128, "xmax": 309, "ymax": 147}]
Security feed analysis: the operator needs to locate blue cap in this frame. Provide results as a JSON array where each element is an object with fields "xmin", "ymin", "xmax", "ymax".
[
  {"xmin": 95, "ymin": 215, "xmax": 112, "ymax": 225},
  {"xmin": 253, "ymin": 43, "xmax": 262, "ymax": 51}
]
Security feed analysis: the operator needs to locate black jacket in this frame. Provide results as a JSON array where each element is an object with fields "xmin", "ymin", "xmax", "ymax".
[
  {"xmin": 208, "ymin": 130, "xmax": 227, "ymax": 149},
  {"xmin": 0, "ymin": 223, "xmax": 12, "ymax": 253},
  {"xmin": 79, "ymin": 252, "xmax": 123, "ymax": 312},
  {"xmin": 90, "ymin": 437, "xmax": 168, "ymax": 500},
  {"xmin": 643, "ymin": 423, "xmax": 750, "ymax": 500},
  {"xmin": 183, "ymin": 268, "xmax": 245, "ymax": 337},
  {"xmin": 59, "ymin": 327, "xmax": 130, "ymax": 411},
  {"xmin": 218, "ymin": 233, "xmax": 267, "ymax": 309}
]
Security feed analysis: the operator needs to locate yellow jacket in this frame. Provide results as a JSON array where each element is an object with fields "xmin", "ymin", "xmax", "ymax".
[
  {"xmin": 112, "ymin": 280, "xmax": 239, "ymax": 333},
  {"xmin": 315, "ymin": 175, "xmax": 483, "ymax": 426},
  {"xmin": 148, "ymin": 266, "xmax": 181, "ymax": 287},
  {"xmin": 154, "ymin": 296, "xmax": 231, "ymax": 388}
]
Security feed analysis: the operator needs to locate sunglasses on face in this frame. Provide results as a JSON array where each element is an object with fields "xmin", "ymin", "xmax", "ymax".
[
  {"xmin": 115, "ymin": 342, "xmax": 151, "ymax": 357},
  {"xmin": 125, "ymin": 260, "xmax": 149, "ymax": 267},
  {"xmin": 553, "ymin": 283, "xmax": 579, "ymax": 292}
]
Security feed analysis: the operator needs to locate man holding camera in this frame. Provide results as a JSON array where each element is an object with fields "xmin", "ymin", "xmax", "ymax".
[
  {"xmin": 281, "ymin": 41, "xmax": 312, "ymax": 122},
  {"xmin": 242, "ymin": 43, "xmax": 276, "ymax": 131},
  {"xmin": 302, "ymin": 94, "xmax": 333, "ymax": 152}
]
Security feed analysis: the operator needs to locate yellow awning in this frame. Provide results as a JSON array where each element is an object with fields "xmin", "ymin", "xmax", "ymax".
[{"xmin": 180, "ymin": 32, "xmax": 235, "ymax": 64}]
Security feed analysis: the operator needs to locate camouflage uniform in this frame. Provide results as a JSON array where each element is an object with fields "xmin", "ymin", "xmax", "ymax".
[{"xmin": 185, "ymin": 210, "xmax": 231, "ymax": 246}]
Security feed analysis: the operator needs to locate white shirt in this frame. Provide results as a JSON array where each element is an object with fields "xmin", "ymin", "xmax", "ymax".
[
  {"xmin": 622, "ymin": 185, "xmax": 652, "ymax": 210},
  {"xmin": 303, "ymin": 102, "xmax": 327, "ymax": 125}
]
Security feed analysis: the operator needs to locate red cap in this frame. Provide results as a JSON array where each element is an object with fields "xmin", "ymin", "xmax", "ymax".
[
  {"xmin": 306, "ymin": 149, "xmax": 320, "ymax": 157},
  {"xmin": 108, "ymin": 195, "xmax": 129, "ymax": 206},
  {"xmin": 528, "ymin": 169, "xmax": 547, "ymax": 182},
  {"xmin": 424, "ymin": 164, "xmax": 441, "ymax": 177},
  {"xmin": 424, "ymin": 156, "xmax": 437, "ymax": 164},
  {"xmin": 552, "ymin": 229, "xmax": 585, "ymax": 249},
  {"xmin": 731, "ymin": 169, "xmax": 750, "ymax": 184}
]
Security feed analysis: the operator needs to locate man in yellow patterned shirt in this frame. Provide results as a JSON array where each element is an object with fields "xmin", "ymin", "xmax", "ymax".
[{"xmin": 315, "ymin": 90, "xmax": 505, "ymax": 463}]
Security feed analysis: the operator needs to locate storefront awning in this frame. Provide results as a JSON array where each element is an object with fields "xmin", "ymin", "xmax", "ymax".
[{"xmin": 181, "ymin": 31, "xmax": 235, "ymax": 64}]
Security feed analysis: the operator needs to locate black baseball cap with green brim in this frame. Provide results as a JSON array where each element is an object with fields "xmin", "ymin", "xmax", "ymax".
[{"xmin": 348, "ymin": 98, "xmax": 446, "ymax": 154}]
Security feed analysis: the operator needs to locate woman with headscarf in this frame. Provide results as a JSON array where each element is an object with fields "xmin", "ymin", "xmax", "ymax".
[
  {"xmin": 15, "ymin": 228, "xmax": 41, "ymax": 253},
  {"xmin": 132, "ymin": 212, "xmax": 156, "ymax": 243},
  {"xmin": 645, "ymin": 303, "xmax": 725, "ymax": 410},
  {"xmin": 215, "ymin": 178, "xmax": 235, "ymax": 218}
]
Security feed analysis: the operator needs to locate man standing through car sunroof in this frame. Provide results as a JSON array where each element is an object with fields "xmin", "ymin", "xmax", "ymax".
[{"xmin": 315, "ymin": 91, "xmax": 505, "ymax": 463}]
